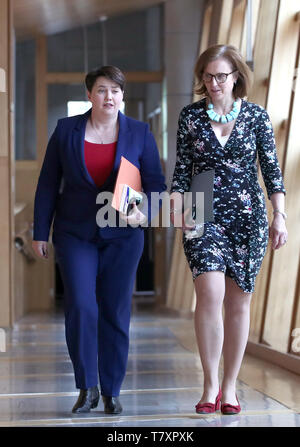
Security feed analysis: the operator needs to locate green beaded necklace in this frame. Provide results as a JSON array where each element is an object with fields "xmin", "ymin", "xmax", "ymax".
[{"xmin": 206, "ymin": 100, "xmax": 239, "ymax": 123}]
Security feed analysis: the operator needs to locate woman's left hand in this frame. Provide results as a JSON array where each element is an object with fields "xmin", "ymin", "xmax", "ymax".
[
  {"xmin": 119, "ymin": 203, "xmax": 147, "ymax": 226},
  {"xmin": 269, "ymin": 214, "xmax": 288, "ymax": 250}
]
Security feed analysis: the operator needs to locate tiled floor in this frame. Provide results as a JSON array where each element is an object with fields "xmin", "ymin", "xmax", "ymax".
[{"xmin": 0, "ymin": 301, "xmax": 299, "ymax": 427}]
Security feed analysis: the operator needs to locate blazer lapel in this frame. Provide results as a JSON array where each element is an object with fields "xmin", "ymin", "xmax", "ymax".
[
  {"xmin": 113, "ymin": 111, "xmax": 132, "ymax": 172},
  {"xmin": 98, "ymin": 111, "xmax": 133, "ymax": 191},
  {"xmin": 72, "ymin": 108, "xmax": 98, "ymax": 191},
  {"xmin": 72, "ymin": 109, "xmax": 132, "ymax": 192}
]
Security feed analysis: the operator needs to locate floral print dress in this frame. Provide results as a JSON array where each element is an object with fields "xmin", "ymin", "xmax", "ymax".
[{"xmin": 170, "ymin": 98, "xmax": 286, "ymax": 293}]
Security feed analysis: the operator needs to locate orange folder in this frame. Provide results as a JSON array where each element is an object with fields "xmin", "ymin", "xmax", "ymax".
[{"xmin": 111, "ymin": 156, "xmax": 142, "ymax": 211}]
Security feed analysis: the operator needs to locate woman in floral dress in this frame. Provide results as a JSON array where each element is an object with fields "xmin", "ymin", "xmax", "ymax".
[{"xmin": 170, "ymin": 45, "xmax": 288, "ymax": 415}]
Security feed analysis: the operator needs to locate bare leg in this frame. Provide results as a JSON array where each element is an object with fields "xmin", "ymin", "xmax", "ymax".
[
  {"xmin": 222, "ymin": 276, "xmax": 252, "ymax": 405},
  {"xmin": 194, "ymin": 271, "xmax": 225, "ymax": 403}
]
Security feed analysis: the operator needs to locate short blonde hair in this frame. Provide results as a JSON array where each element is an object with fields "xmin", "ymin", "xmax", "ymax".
[{"xmin": 194, "ymin": 44, "xmax": 253, "ymax": 98}]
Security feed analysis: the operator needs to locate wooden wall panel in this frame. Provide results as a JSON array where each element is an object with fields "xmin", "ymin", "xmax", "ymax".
[
  {"xmin": 166, "ymin": 230, "xmax": 181, "ymax": 308},
  {"xmin": 240, "ymin": 0, "xmax": 260, "ymax": 59},
  {"xmin": 0, "ymin": 0, "xmax": 14, "ymax": 327},
  {"xmin": 291, "ymin": 269, "xmax": 300, "ymax": 356},
  {"xmin": 249, "ymin": 251, "xmax": 270, "ymax": 343},
  {"xmin": 199, "ymin": 0, "xmax": 213, "ymax": 54},
  {"xmin": 248, "ymin": 0, "xmax": 279, "ymax": 343},
  {"xmin": 166, "ymin": 229, "xmax": 195, "ymax": 314},
  {"xmin": 0, "ymin": 3, "xmax": 8, "ymax": 158},
  {"xmin": 36, "ymin": 35, "xmax": 48, "ymax": 167},
  {"xmin": 14, "ymin": 204, "xmax": 31, "ymax": 321},
  {"xmin": 260, "ymin": 0, "xmax": 300, "ymax": 353},
  {"xmin": 217, "ymin": 0, "xmax": 234, "ymax": 44},
  {"xmin": 227, "ymin": 0, "xmax": 246, "ymax": 49},
  {"xmin": 0, "ymin": 157, "xmax": 11, "ymax": 326},
  {"xmin": 16, "ymin": 167, "xmax": 56, "ymax": 314},
  {"xmin": 15, "ymin": 161, "xmax": 39, "ymax": 207},
  {"xmin": 8, "ymin": 0, "xmax": 15, "ymax": 327},
  {"xmin": 285, "ymin": 37, "xmax": 300, "ymax": 356},
  {"xmin": 249, "ymin": 0, "xmax": 279, "ymax": 107},
  {"xmin": 33, "ymin": 35, "xmax": 55, "ymax": 311},
  {"xmin": 265, "ymin": 2, "xmax": 298, "ymax": 164}
]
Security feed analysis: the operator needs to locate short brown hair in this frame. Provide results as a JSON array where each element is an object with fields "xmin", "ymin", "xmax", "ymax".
[
  {"xmin": 194, "ymin": 44, "xmax": 253, "ymax": 98},
  {"xmin": 85, "ymin": 65, "xmax": 126, "ymax": 92}
]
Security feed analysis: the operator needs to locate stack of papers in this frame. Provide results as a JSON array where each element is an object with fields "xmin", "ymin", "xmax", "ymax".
[{"xmin": 112, "ymin": 156, "xmax": 143, "ymax": 213}]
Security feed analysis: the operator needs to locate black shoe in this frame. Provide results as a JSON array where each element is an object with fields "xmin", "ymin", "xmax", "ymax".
[
  {"xmin": 102, "ymin": 396, "xmax": 123, "ymax": 414},
  {"xmin": 72, "ymin": 386, "xmax": 99, "ymax": 413}
]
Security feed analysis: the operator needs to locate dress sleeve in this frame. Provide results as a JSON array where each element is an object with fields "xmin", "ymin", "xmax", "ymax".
[
  {"xmin": 256, "ymin": 107, "xmax": 286, "ymax": 199},
  {"xmin": 170, "ymin": 107, "xmax": 194, "ymax": 194}
]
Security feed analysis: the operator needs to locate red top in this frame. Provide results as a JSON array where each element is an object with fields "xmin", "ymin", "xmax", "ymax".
[{"xmin": 84, "ymin": 140, "xmax": 117, "ymax": 187}]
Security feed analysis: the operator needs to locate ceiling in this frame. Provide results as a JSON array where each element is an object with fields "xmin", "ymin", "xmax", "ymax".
[{"xmin": 13, "ymin": 0, "xmax": 165, "ymax": 40}]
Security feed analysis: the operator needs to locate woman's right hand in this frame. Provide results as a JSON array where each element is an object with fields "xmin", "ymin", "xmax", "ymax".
[
  {"xmin": 32, "ymin": 241, "xmax": 49, "ymax": 259},
  {"xmin": 171, "ymin": 207, "xmax": 196, "ymax": 232},
  {"xmin": 170, "ymin": 192, "xmax": 195, "ymax": 231}
]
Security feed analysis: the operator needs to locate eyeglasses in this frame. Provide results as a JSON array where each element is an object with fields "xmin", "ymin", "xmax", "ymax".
[{"xmin": 202, "ymin": 70, "xmax": 238, "ymax": 84}]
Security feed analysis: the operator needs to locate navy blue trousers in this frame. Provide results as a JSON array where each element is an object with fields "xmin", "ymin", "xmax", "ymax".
[{"xmin": 53, "ymin": 229, "xmax": 144, "ymax": 396}]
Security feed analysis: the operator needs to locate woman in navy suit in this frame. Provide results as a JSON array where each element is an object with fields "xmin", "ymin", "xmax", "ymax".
[{"xmin": 32, "ymin": 66, "xmax": 166, "ymax": 414}]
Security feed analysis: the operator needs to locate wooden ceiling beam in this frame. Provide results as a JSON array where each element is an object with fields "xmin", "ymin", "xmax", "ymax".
[{"xmin": 46, "ymin": 70, "xmax": 164, "ymax": 84}]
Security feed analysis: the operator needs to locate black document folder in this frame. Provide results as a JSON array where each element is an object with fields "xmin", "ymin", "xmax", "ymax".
[{"xmin": 187, "ymin": 169, "xmax": 215, "ymax": 223}]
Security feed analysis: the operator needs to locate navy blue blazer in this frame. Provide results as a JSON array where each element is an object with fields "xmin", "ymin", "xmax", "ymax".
[{"xmin": 33, "ymin": 109, "xmax": 167, "ymax": 242}]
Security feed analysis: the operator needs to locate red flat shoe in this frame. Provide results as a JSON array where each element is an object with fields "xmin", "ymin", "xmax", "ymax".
[
  {"xmin": 221, "ymin": 395, "xmax": 241, "ymax": 415},
  {"xmin": 195, "ymin": 388, "xmax": 222, "ymax": 414}
]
